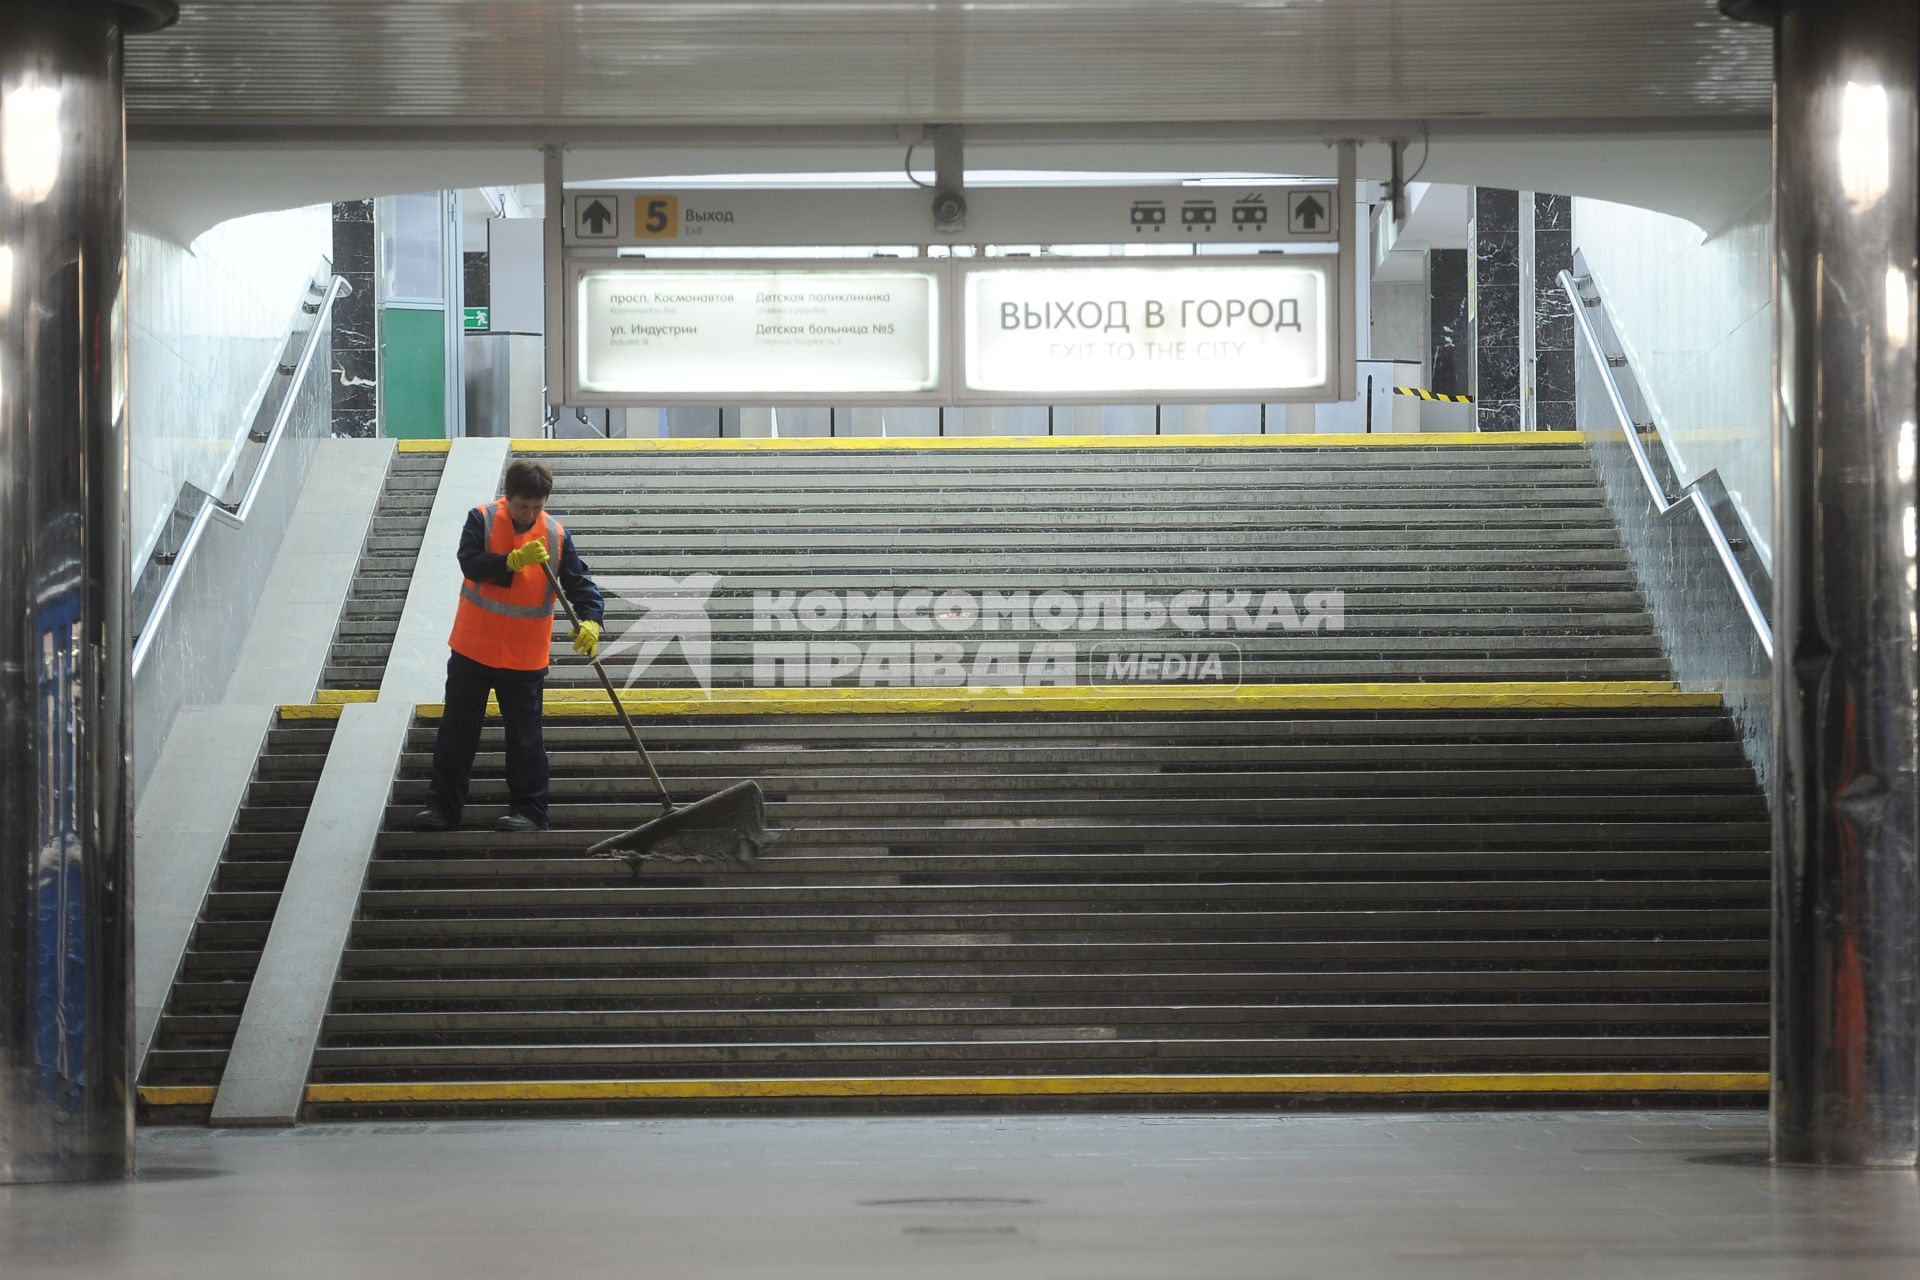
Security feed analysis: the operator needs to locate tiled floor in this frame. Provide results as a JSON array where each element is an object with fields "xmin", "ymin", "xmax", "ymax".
[{"xmin": 4, "ymin": 1112, "xmax": 1918, "ymax": 1279}]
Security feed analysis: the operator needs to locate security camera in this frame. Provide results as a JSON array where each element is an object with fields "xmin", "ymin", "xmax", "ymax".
[{"xmin": 932, "ymin": 187, "xmax": 967, "ymax": 235}]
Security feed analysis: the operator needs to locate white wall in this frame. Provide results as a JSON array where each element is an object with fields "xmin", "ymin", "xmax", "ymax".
[
  {"xmin": 128, "ymin": 205, "xmax": 334, "ymax": 565},
  {"xmin": 1572, "ymin": 193, "xmax": 1772, "ymax": 563},
  {"xmin": 1368, "ymin": 281, "xmax": 1428, "ymax": 377}
]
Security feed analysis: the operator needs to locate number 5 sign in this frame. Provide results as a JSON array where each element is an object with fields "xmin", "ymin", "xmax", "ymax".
[{"xmin": 633, "ymin": 195, "xmax": 679, "ymax": 239}]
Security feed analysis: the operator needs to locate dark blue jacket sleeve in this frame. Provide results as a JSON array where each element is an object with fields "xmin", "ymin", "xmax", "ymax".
[
  {"xmin": 557, "ymin": 530, "xmax": 604, "ymax": 624},
  {"xmin": 457, "ymin": 508, "xmax": 513, "ymax": 586}
]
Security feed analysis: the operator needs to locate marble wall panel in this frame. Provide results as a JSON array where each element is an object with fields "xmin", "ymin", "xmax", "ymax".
[
  {"xmin": 463, "ymin": 250, "xmax": 490, "ymax": 316},
  {"xmin": 332, "ymin": 201, "xmax": 379, "ymax": 437},
  {"xmin": 1472, "ymin": 188, "xmax": 1524, "ymax": 430},
  {"xmin": 1532, "ymin": 200, "xmax": 1577, "ymax": 432},
  {"xmin": 1477, "ymin": 284, "xmax": 1521, "ymax": 350},
  {"xmin": 1476, "ymin": 233, "xmax": 1520, "ymax": 286},
  {"xmin": 1474, "ymin": 187, "xmax": 1520, "ymax": 235},
  {"xmin": 1428, "ymin": 249, "xmax": 1470, "ymax": 397}
]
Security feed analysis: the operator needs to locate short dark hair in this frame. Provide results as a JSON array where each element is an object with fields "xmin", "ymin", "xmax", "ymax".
[{"xmin": 503, "ymin": 459, "xmax": 554, "ymax": 501}]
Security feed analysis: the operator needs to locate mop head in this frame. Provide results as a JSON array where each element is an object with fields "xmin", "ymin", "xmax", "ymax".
[{"xmin": 585, "ymin": 779, "xmax": 770, "ymax": 871}]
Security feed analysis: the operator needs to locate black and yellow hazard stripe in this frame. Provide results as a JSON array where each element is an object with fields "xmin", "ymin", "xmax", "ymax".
[{"xmin": 1393, "ymin": 386, "xmax": 1475, "ymax": 404}]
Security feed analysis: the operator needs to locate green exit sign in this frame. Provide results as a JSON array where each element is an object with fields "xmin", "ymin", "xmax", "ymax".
[{"xmin": 462, "ymin": 306, "xmax": 490, "ymax": 331}]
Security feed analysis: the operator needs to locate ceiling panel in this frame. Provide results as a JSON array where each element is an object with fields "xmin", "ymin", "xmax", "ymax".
[{"xmin": 126, "ymin": 0, "xmax": 1772, "ymax": 137}]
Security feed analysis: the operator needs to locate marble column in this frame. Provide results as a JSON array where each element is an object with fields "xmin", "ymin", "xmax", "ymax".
[
  {"xmin": 330, "ymin": 199, "xmax": 377, "ymax": 438},
  {"xmin": 0, "ymin": 0, "xmax": 175, "ymax": 1186},
  {"xmin": 1471, "ymin": 187, "xmax": 1522, "ymax": 430},
  {"xmin": 1751, "ymin": 0, "xmax": 1920, "ymax": 1168},
  {"xmin": 1427, "ymin": 248, "xmax": 1471, "ymax": 398},
  {"xmin": 1533, "ymin": 194, "xmax": 1576, "ymax": 429}
]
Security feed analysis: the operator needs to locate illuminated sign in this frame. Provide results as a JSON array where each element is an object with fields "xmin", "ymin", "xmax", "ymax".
[
  {"xmin": 568, "ymin": 264, "xmax": 944, "ymax": 404},
  {"xmin": 959, "ymin": 261, "xmax": 1335, "ymax": 400},
  {"xmin": 557, "ymin": 186, "xmax": 1340, "ymax": 249}
]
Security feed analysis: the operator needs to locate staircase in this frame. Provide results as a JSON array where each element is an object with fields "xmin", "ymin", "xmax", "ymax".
[
  {"xmin": 306, "ymin": 711, "xmax": 1765, "ymax": 1115},
  {"xmin": 142, "ymin": 435, "xmax": 1773, "ymax": 1121},
  {"xmin": 247, "ymin": 435, "xmax": 1758, "ymax": 1113},
  {"xmin": 533, "ymin": 439, "xmax": 1670, "ymax": 687},
  {"xmin": 319, "ymin": 449, "xmax": 446, "ymax": 692},
  {"xmin": 140, "ymin": 712, "xmax": 338, "ymax": 1120}
]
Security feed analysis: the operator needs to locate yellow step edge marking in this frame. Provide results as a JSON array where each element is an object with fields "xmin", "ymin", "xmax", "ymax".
[
  {"xmin": 278, "ymin": 703, "xmax": 345, "ymax": 720},
  {"xmin": 297, "ymin": 1072, "xmax": 1766, "ymax": 1105},
  {"xmin": 283, "ymin": 682, "xmax": 1719, "ymax": 722},
  {"xmin": 416, "ymin": 680, "xmax": 1715, "ymax": 720},
  {"xmin": 314, "ymin": 689, "xmax": 377, "ymax": 705},
  {"xmin": 287, "ymin": 682, "xmax": 1718, "ymax": 723},
  {"xmin": 140, "ymin": 1073, "xmax": 1768, "ymax": 1110},
  {"xmin": 508, "ymin": 431, "xmax": 1586, "ymax": 454},
  {"xmin": 396, "ymin": 439, "xmax": 454, "ymax": 453}
]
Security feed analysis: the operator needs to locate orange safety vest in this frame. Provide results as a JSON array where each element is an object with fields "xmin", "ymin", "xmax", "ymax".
[{"xmin": 448, "ymin": 499, "xmax": 567, "ymax": 671}]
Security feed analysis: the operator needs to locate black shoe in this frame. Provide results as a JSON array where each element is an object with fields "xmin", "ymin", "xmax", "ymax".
[
  {"xmin": 410, "ymin": 807, "xmax": 457, "ymax": 832},
  {"xmin": 495, "ymin": 813, "xmax": 544, "ymax": 833}
]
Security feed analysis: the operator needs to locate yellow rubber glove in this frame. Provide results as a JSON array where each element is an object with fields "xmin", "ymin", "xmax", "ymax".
[
  {"xmin": 504, "ymin": 538, "xmax": 549, "ymax": 573},
  {"xmin": 571, "ymin": 620, "xmax": 602, "ymax": 660}
]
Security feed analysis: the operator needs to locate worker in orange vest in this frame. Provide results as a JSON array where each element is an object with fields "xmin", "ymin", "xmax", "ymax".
[{"xmin": 412, "ymin": 458, "xmax": 604, "ymax": 832}]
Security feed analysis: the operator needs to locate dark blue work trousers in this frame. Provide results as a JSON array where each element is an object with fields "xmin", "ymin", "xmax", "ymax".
[{"xmin": 426, "ymin": 651, "xmax": 550, "ymax": 827}]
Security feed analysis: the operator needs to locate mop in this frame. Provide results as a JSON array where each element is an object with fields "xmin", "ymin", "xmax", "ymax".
[{"xmin": 540, "ymin": 560, "xmax": 768, "ymax": 871}]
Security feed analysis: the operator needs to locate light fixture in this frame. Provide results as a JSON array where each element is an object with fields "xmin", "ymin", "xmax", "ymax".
[
  {"xmin": 1889, "ymin": 265, "xmax": 1914, "ymax": 351},
  {"xmin": 1838, "ymin": 80, "xmax": 1890, "ymax": 212},
  {"xmin": 2, "ymin": 79, "xmax": 62, "ymax": 204}
]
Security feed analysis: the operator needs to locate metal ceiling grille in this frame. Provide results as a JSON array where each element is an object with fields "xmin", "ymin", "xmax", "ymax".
[{"xmin": 125, "ymin": 1, "xmax": 1771, "ymax": 136}]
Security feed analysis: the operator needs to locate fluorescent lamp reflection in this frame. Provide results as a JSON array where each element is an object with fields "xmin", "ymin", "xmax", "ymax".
[
  {"xmin": 2, "ymin": 80, "xmax": 61, "ymax": 203},
  {"xmin": 1899, "ymin": 420, "xmax": 1916, "ymax": 484},
  {"xmin": 1890, "ymin": 266, "xmax": 1914, "ymax": 351},
  {"xmin": 1839, "ymin": 81, "xmax": 1890, "ymax": 212}
]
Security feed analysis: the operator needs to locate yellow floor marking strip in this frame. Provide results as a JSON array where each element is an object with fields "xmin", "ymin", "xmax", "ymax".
[
  {"xmin": 286, "ymin": 683, "xmax": 1717, "ymax": 724},
  {"xmin": 437, "ymin": 680, "xmax": 1713, "ymax": 719},
  {"xmin": 396, "ymin": 439, "xmax": 453, "ymax": 453},
  {"xmin": 508, "ymin": 431, "xmax": 1586, "ymax": 454},
  {"xmin": 139, "ymin": 1086, "xmax": 217, "ymax": 1107},
  {"xmin": 297, "ymin": 1072, "xmax": 1766, "ymax": 1105},
  {"xmin": 314, "ymin": 689, "xmax": 377, "ymax": 705}
]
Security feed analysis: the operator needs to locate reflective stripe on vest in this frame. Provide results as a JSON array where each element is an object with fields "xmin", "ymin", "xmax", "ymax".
[
  {"xmin": 457, "ymin": 582, "xmax": 555, "ymax": 619},
  {"xmin": 448, "ymin": 501, "xmax": 566, "ymax": 671}
]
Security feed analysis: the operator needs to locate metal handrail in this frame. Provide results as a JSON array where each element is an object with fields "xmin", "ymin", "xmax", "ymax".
[
  {"xmin": 1557, "ymin": 267, "xmax": 1773, "ymax": 660},
  {"xmin": 130, "ymin": 274, "xmax": 352, "ymax": 676}
]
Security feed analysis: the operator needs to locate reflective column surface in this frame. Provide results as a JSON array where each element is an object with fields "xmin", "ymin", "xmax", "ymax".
[
  {"xmin": 1768, "ymin": 0, "xmax": 1920, "ymax": 1165},
  {"xmin": 0, "ymin": 4, "xmax": 135, "ymax": 1182}
]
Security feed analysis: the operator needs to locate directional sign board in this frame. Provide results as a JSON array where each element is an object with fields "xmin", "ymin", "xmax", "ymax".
[
  {"xmin": 558, "ymin": 185, "xmax": 1340, "ymax": 250},
  {"xmin": 572, "ymin": 195, "xmax": 619, "ymax": 240},
  {"xmin": 1286, "ymin": 190, "xmax": 1335, "ymax": 236},
  {"xmin": 958, "ymin": 260, "xmax": 1337, "ymax": 403},
  {"xmin": 547, "ymin": 145, "xmax": 1358, "ymax": 406},
  {"xmin": 566, "ymin": 261, "xmax": 945, "ymax": 406}
]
